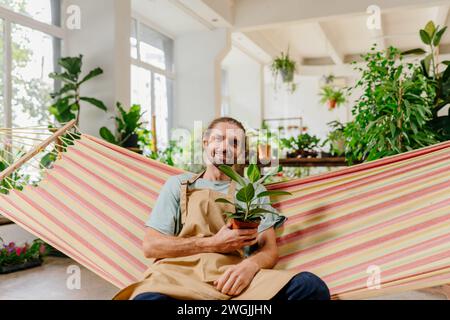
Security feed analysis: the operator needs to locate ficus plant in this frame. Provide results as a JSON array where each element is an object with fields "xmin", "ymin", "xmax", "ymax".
[
  {"xmin": 404, "ymin": 21, "xmax": 450, "ymax": 140},
  {"xmin": 49, "ymin": 55, "xmax": 107, "ymax": 125},
  {"xmin": 215, "ymin": 164, "xmax": 292, "ymax": 226},
  {"xmin": 345, "ymin": 46, "xmax": 438, "ymax": 164}
]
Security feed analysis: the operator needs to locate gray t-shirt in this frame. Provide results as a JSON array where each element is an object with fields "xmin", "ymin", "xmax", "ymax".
[{"xmin": 146, "ymin": 172, "xmax": 287, "ymax": 236}]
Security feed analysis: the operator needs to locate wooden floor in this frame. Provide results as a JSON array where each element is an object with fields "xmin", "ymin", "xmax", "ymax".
[{"xmin": 0, "ymin": 257, "xmax": 447, "ymax": 300}]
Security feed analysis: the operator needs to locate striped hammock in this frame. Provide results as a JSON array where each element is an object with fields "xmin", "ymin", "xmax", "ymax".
[{"xmin": 0, "ymin": 122, "xmax": 449, "ymax": 300}]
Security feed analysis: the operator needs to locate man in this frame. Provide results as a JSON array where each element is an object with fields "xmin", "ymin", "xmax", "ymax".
[{"xmin": 113, "ymin": 117, "xmax": 330, "ymax": 300}]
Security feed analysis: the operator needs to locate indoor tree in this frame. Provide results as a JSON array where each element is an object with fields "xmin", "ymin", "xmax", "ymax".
[
  {"xmin": 404, "ymin": 21, "xmax": 450, "ymax": 140},
  {"xmin": 345, "ymin": 46, "xmax": 438, "ymax": 164}
]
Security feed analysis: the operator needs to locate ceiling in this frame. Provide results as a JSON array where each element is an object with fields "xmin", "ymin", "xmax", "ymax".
[
  {"xmin": 244, "ymin": 4, "xmax": 450, "ymax": 66},
  {"xmin": 133, "ymin": 0, "xmax": 450, "ymax": 66}
]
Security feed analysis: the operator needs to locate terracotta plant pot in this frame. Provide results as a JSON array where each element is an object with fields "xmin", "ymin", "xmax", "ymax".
[
  {"xmin": 230, "ymin": 218, "xmax": 261, "ymax": 230},
  {"xmin": 258, "ymin": 144, "xmax": 272, "ymax": 162},
  {"xmin": 328, "ymin": 99, "xmax": 337, "ymax": 110}
]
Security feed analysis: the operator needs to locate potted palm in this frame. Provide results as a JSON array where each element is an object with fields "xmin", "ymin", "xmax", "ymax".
[
  {"xmin": 215, "ymin": 164, "xmax": 292, "ymax": 229},
  {"xmin": 319, "ymin": 85, "xmax": 346, "ymax": 110}
]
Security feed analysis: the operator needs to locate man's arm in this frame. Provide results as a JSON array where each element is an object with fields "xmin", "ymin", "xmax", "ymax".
[
  {"xmin": 245, "ymin": 227, "xmax": 279, "ymax": 269},
  {"xmin": 143, "ymin": 223, "xmax": 259, "ymax": 259}
]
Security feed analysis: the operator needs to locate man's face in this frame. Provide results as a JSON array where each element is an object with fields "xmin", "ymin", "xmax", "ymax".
[{"xmin": 203, "ymin": 122, "xmax": 245, "ymax": 166}]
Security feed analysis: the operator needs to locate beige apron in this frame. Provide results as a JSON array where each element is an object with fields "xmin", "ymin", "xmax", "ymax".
[{"xmin": 113, "ymin": 170, "xmax": 298, "ymax": 300}]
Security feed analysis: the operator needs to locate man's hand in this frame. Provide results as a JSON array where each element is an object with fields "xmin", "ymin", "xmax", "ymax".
[
  {"xmin": 208, "ymin": 222, "xmax": 258, "ymax": 254},
  {"xmin": 214, "ymin": 259, "xmax": 260, "ymax": 296}
]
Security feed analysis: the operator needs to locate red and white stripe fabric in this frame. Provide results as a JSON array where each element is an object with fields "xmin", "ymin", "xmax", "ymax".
[{"xmin": 1, "ymin": 134, "xmax": 449, "ymax": 299}]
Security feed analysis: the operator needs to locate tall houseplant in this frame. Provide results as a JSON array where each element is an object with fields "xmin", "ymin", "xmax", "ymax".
[
  {"xmin": 272, "ymin": 49, "xmax": 297, "ymax": 93},
  {"xmin": 49, "ymin": 55, "xmax": 107, "ymax": 125},
  {"xmin": 345, "ymin": 46, "xmax": 438, "ymax": 164},
  {"xmin": 215, "ymin": 165, "xmax": 291, "ymax": 229},
  {"xmin": 405, "ymin": 21, "xmax": 450, "ymax": 140}
]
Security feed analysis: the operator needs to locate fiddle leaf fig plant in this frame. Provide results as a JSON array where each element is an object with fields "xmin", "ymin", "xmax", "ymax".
[
  {"xmin": 215, "ymin": 164, "xmax": 292, "ymax": 226},
  {"xmin": 49, "ymin": 55, "xmax": 107, "ymax": 125}
]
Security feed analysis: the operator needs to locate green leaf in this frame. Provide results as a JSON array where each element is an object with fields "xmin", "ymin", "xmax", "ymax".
[
  {"xmin": 248, "ymin": 208, "xmax": 279, "ymax": 216},
  {"xmin": 433, "ymin": 26, "xmax": 447, "ymax": 46},
  {"xmin": 79, "ymin": 67, "xmax": 103, "ymax": 85},
  {"xmin": 80, "ymin": 97, "xmax": 107, "ymax": 111},
  {"xmin": 420, "ymin": 29, "xmax": 432, "ymax": 45},
  {"xmin": 99, "ymin": 127, "xmax": 118, "ymax": 144},
  {"xmin": 246, "ymin": 164, "xmax": 260, "ymax": 183},
  {"xmin": 424, "ymin": 21, "xmax": 436, "ymax": 38},
  {"xmin": 402, "ymin": 48, "xmax": 427, "ymax": 56},
  {"xmin": 236, "ymin": 183, "xmax": 255, "ymax": 203},
  {"xmin": 257, "ymin": 190, "xmax": 292, "ymax": 198},
  {"xmin": 217, "ymin": 165, "xmax": 247, "ymax": 186},
  {"xmin": 215, "ymin": 198, "xmax": 234, "ymax": 206},
  {"xmin": 59, "ymin": 55, "xmax": 82, "ymax": 76}
]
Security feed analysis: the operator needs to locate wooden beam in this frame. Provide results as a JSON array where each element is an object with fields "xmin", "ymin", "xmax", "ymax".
[
  {"xmin": 316, "ymin": 22, "xmax": 345, "ymax": 65},
  {"xmin": 0, "ymin": 120, "xmax": 77, "ymax": 182}
]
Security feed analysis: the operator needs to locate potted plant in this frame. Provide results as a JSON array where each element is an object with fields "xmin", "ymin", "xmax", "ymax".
[
  {"xmin": 323, "ymin": 121, "xmax": 346, "ymax": 157},
  {"xmin": 345, "ymin": 46, "xmax": 438, "ymax": 164},
  {"xmin": 319, "ymin": 85, "xmax": 346, "ymax": 110},
  {"xmin": 404, "ymin": 21, "xmax": 450, "ymax": 141},
  {"xmin": 0, "ymin": 238, "xmax": 47, "ymax": 274},
  {"xmin": 272, "ymin": 49, "xmax": 297, "ymax": 93},
  {"xmin": 99, "ymin": 103, "xmax": 145, "ymax": 149},
  {"xmin": 281, "ymin": 133, "xmax": 321, "ymax": 158},
  {"xmin": 49, "ymin": 55, "xmax": 107, "ymax": 125},
  {"xmin": 257, "ymin": 130, "xmax": 276, "ymax": 162},
  {"xmin": 215, "ymin": 165, "xmax": 292, "ymax": 229}
]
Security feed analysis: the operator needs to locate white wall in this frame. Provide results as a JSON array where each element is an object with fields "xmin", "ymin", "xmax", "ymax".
[
  {"xmin": 0, "ymin": 224, "xmax": 37, "ymax": 246},
  {"xmin": 173, "ymin": 28, "xmax": 230, "ymax": 130},
  {"xmin": 222, "ymin": 46, "xmax": 263, "ymax": 129},
  {"xmin": 264, "ymin": 67, "xmax": 356, "ymax": 143},
  {"xmin": 63, "ymin": 0, "xmax": 131, "ymax": 137}
]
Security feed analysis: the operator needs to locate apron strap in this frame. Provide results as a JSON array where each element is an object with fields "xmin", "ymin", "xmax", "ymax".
[
  {"xmin": 180, "ymin": 170, "xmax": 206, "ymax": 226},
  {"xmin": 179, "ymin": 169, "xmax": 237, "ymax": 226}
]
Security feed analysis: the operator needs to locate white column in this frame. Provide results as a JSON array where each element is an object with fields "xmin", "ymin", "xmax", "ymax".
[
  {"xmin": 173, "ymin": 28, "xmax": 231, "ymax": 130},
  {"xmin": 62, "ymin": 0, "xmax": 131, "ymax": 136}
]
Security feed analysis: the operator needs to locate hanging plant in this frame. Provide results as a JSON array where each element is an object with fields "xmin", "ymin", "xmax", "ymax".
[
  {"xmin": 271, "ymin": 49, "xmax": 297, "ymax": 93},
  {"xmin": 319, "ymin": 85, "xmax": 346, "ymax": 110}
]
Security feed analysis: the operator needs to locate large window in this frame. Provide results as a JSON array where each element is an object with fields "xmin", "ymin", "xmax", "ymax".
[
  {"xmin": 0, "ymin": 0, "xmax": 63, "ymax": 129},
  {"xmin": 130, "ymin": 17, "xmax": 174, "ymax": 149}
]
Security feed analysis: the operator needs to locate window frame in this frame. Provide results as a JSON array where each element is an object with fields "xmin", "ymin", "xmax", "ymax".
[
  {"xmin": 131, "ymin": 13, "xmax": 174, "ymax": 149},
  {"xmin": 0, "ymin": 2, "xmax": 65, "ymax": 129}
]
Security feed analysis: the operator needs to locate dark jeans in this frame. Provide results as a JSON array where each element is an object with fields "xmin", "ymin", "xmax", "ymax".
[{"xmin": 133, "ymin": 271, "xmax": 330, "ymax": 301}]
